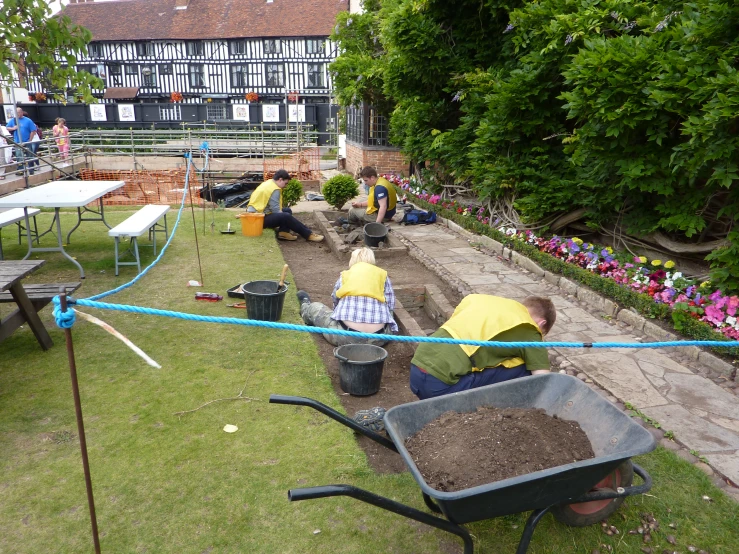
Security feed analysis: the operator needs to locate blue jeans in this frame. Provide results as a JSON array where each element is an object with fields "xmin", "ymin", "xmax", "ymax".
[
  {"xmin": 29, "ymin": 141, "xmax": 40, "ymax": 167},
  {"xmin": 409, "ymin": 363, "xmax": 531, "ymax": 400},
  {"xmin": 14, "ymin": 146, "xmax": 34, "ymax": 174}
]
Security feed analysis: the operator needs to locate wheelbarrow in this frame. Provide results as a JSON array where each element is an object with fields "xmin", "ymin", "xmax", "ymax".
[{"xmin": 270, "ymin": 373, "xmax": 656, "ymax": 553}]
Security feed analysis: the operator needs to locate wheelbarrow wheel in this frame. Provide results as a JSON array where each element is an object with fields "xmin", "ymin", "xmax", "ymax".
[{"xmin": 551, "ymin": 460, "xmax": 634, "ymax": 527}]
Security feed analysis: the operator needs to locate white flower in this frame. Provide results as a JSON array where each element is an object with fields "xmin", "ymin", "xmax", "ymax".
[
  {"xmin": 726, "ymin": 316, "xmax": 737, "ymax": 326},
  {"xmin": 664, "ymin": 279, "xmax": 673, "ymax": 288},
  {"xmin": 673, "ymin": 272, "xmax": 683, "ymax": 279}
]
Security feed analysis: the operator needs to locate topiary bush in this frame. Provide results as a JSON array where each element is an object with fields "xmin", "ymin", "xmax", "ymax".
[
  {"xmin": 282, "ymin": 178, "xmax": 303, "ymax": 208},
  {"xmin": 322, "ymin": 174, "xmax": 359, "ymax": 211}
]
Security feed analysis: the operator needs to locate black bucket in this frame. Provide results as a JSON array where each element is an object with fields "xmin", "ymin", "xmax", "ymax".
[
  {"xmin": 242, "ymin": 280, "xmax": 289, "ymax": 321},
  {"xmin": 363, "ymin": 223, "xmax": 388, "ymax": 247},
  {"xmin": 334, "ymin": 344, "xmax": 388, "ymax": 396}
]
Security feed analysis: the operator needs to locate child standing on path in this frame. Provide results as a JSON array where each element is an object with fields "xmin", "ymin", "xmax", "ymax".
[{"xmin": 53, "ymin": 118, "xmax": 70, "ymax": 160}]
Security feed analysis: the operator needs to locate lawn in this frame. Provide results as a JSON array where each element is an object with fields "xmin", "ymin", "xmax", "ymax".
[{"xmin": 1, "ymin": 207, "xmax": 737, "ymax": 553}]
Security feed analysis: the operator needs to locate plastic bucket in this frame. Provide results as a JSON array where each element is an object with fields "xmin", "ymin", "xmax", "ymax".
[
  {"xmin": 238, "ymin": 212, "xmax": 265, "ymax": 237},
  {"xmin": 242, "ymin": 280, "xmax": 288, "ymax": 321},
  {"xmin": 334, "ymin": 344, "xmax": 388, "ymax": 396},
  {"xmin": 363, "ymin": 223, "xmax": 388, "ymax": 247}
]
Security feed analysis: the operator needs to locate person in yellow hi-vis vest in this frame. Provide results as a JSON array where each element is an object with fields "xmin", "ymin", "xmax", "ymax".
[
  {"xmin": 410, "ymin": 295, "xmax": 557, "ymax": 399},
  {"xmin": 246, "ymin": 169, "xmax": 324, "ymax": 242},
  {"xmin": 348, "ymin": 166, "xmax": 398, "ymax": 225},
  {"xmin": 296, "ymin": 247, "xmax": 397, "ymax": 347}
]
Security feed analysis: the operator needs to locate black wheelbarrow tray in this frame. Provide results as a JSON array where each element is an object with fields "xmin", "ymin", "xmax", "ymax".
[{"xmin": 270, "ymin": 373, "xmax": 656, "ymax": 553}]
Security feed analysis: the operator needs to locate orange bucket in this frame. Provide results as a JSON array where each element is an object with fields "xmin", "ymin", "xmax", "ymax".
[{"xmin": 237, "ymin": 212, "xmax": 265, "ymax": 237}]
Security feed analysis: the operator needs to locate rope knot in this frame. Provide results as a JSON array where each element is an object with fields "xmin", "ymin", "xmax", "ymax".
[{"xmin": 52, "ymin": 296, "xmax": 77, "ymax": 329}]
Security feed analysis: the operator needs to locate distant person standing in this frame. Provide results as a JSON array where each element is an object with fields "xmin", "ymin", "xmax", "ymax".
[
  {"xmin": 5, "ymin": 107, "xmax": 38, "ymax": 175},
  {"xmin": 53, "ymin": 118, "xmax": 70, "ymax": 160},
  {"xmin": 26, "ymin": 112, "xmax": 41, "ymax": 169},
  {"xmin": 0, "ymin": 125, "xmax": 12, "ymax": 180}
]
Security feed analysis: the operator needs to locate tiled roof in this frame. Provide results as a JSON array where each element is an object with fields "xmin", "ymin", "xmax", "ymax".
[
  {"xmin": 103, "ymin": 87, "xmax": 139, "ymax": 99},
  {"xmin": 60, "ymin": 0, "xmax": 348, "ymax": 41}
]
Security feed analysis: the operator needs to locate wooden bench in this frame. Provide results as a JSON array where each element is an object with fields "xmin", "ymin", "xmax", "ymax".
[
  {"xmin": 108, "ymin": 205, "xmax": 170, "ymax": 275},
  {"xmin": 0, "ymin": 282, "xmax": 81, "ymax": 347},
  {"xmin": 0, "ymin": 208, "xmax": 41, "ymax": 260}
]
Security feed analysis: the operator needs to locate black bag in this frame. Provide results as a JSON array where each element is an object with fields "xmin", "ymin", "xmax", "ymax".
[{"xmin": 401, "ymin": 209, "xmax": 437, "ymax": 225}]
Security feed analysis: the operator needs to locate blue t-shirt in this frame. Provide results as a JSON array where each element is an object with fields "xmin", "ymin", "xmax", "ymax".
[
  {"xmin": 7, "ymin": 116, "xmax": 37, "ymax": 143},
  {"xmin": 373, "ymin": 185, "xmax": 396, "ymax": 219}
]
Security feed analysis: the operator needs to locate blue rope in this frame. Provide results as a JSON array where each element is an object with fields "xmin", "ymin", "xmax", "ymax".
[{"xmin": 51, "ymin": 297, "xmax": 739, "ymax": 349}]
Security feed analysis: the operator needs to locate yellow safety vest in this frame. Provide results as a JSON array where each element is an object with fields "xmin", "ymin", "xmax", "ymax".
[
  {"xmin": 336, "ymin": 262, "xmax": 387, "ymax": 303},
  {"xmin": 367, "ymin": 177, "xmax": 397, "ymax": 216},
  {"xmin": 247, "ymin": 179, "xmax": 282, "ymax": 213},
  {"xmin": 441, "ymin": 295, "xmax": 541, "ymax": 369}
]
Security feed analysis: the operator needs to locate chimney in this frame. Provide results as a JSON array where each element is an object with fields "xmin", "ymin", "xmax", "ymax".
[{"xmin": 175, "ymin": 0, "xmax": 190, "ymax": 9}]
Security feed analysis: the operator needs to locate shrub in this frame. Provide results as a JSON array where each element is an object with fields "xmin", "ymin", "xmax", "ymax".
[
  {"xmin": 322, "ymin": 174, "xmax": 359, "ymax": 211},
  {"xmin": 282, "ymin": 179, "xmax": 303, "ymax": 208}
]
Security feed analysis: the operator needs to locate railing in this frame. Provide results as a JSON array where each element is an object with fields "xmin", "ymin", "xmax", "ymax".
[
  {"xmin": 79, "ymin": 127, "xmax": 322, "ymax": 158},
  {"xmin": 1, "ymin": 133, "xmax": 88, "ymax": 186}
]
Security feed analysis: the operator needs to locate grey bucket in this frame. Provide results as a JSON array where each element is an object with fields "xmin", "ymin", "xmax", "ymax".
[
  {"xmin": 334, "ymin": 344, "xmax": 388, "ymax": 396},
  {"xmin": 363, "ymin": 223, "xmax": 388, "ymax": 247},
  {"xmin": 242, "ymin": 280, "xmax": 289, "ymax": 321}
]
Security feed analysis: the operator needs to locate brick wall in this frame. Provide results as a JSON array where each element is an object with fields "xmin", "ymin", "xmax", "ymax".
[{"xmin": 345, "ymin": 140, "xmax": 408, "ymax": 177}]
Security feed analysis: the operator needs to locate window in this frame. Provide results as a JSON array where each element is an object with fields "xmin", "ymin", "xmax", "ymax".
[
  {"xmin": 207, "ymin": 105, "xmax": 227, "ymax": 120},
  {"xmin": 266, "ymin": 64, "xmax": 284, "ymax": 87},
  {"xmin": 159, "ymin": 64, "xmax": 173, "ymax": 75},
  {"xmin": 108, "ymin": 64, "xmax": 121, "ymax": 75},
  {"xmin": 263, "ymin": 39, "xmax": 281, "ymax": 54},
  {"xmin": 248, "ymin": 64, "xmax": 262, "ymax": 86},
  {"xmin": 231, "ymin": 64, "xmax": 248, "ymax": 87},
  {"xmin": 160, "ymin": 104, "xmax": 181, "ymax": 121},
  {"xmin": 77, "ymin": 64, "xmax": 98, "ymax": 77},
  {"xmin": 189, "ymin": 64, "xmax": 205, "ymax": 87},
  {"xmin": 307, "ymin": 63, "xmax": 324, "ymax": 88},
  {"xmin": 306, "ymin": 39, "xmax": 324, "ymax": 54},
  {"xmin": 125, "ymin": 64, "xmax": 138, "ymax": 75},
  {"xmin": 136, "ymin": 42, "xmax": 155, "ymax": 57},
  {"xmin": 187, "ymin": 41, "xmax": 204, "ymax": 56},
  {"xmin": 230, "ymin": 40, "xmax": 247, "ymax": 55},
  {"xmin": 141, "ymin": 65, "xmax": 157, "ymax": 86},
  {"xmin": 88, "ymin": 43, "xmax": 104, "ymax": 58}
]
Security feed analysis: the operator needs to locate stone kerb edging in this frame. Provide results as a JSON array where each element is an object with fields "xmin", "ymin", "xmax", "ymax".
[{"xmin": 440, "ymin": 217, "xmax": 736, "ymax": 378}]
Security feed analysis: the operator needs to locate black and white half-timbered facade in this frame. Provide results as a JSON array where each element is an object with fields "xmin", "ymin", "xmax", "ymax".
[{"xmin": 29, "ymin": 0, "xmax": 346, "ymax": 105}]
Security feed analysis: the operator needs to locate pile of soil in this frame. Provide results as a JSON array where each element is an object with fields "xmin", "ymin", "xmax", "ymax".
[{"xmin": 405, "ymin": 407, "xmax": 595, "ymax": 492}]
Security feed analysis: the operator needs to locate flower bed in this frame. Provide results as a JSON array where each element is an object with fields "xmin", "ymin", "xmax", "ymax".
[{"xmin": 386, "ymin": 174, "xmax": 739, "ymax": 357}]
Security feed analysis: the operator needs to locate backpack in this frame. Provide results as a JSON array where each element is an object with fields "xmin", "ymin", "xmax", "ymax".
[{"xmin": 401, "ymin": 209, "xmax": 437, "ymax": 225}]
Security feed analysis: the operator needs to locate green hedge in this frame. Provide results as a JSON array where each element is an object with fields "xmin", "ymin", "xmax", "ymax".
[{"xmin": 400, "ymin": 188, "xmax": 739, "ymax": 360}]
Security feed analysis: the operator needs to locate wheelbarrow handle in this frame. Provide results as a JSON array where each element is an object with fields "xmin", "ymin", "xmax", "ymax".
[
  {"xmin": 288, "ymin": 484, "xmax": 473, "ymax": 554},
  {"xmin": 269, "ymin": 394, "xmax": 398, "ymax": 452}
]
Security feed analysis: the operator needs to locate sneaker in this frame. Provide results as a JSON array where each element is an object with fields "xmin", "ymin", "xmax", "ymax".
[
  {"xmin": 277, "ymin": 231, "xmax": 297, "ymax": 241},
  {"xmin": 353, "ymin": 407, "xmax": 386, "ymax": 433},
  {"xmin": 307, "ymin": 233, "xmax": 324, "ymax": 242},
  {"xmin": 296, "ymin": 290, "xmax": 311, "ymax": 305}
]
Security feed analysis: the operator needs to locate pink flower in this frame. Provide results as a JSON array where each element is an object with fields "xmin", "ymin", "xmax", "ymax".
[
  {"xmin": 703, "ymin": 304, "xmax": 725, "ymax": 326},
  {"xmin": 726, "ymin": 296, "xmax": 739, "ymax": 317}
]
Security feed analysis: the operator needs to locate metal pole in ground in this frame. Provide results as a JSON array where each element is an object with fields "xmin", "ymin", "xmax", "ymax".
[{"xmin": 59, "ymin": 291, "xmax": 102, "ymax": 554}]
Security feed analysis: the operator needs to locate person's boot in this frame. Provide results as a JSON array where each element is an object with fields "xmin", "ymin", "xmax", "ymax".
[
  {"xmin": 307, "ymin": 233, "xmax": 324, "ymax": 242},
  {"xmin": 277, "ymin": 231, "xmax": 297, "ymax": 241},
  {"xmin": 296, "ymin": 290, "xmax": 311, "ymax": 305}
]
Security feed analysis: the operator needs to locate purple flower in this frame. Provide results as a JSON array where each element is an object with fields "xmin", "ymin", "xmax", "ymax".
[
  {"xmin": 504, "ymin": 24, "xmax": 515, "ymax": 33},
  {"xmin": 685, "ymin": 285, "xmax": 696, "ymax": 298},
  {"xmin": 564, "ymin": 34, "xmax": 574, "ymax": 46},
  {"xmin": 452, "ymin": 90, "xmax": 463, "ymax": 102},
  {"xmin": 567, "ymin": 239, "xmax": 580, "ymax": 253}
]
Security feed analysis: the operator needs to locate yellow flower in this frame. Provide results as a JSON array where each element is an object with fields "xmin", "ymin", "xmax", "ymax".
[
  {"xmin": 606, "ymin": 247, "xmax": 613, "ymax": 255},
  {"xmin": 638, "ymin": 256, "xmax": 647, "ymax": 264},
  {"xmin": 572, "ymin": 237, "xmax": 583, "ymax": 245},
  {"xmin": 700, "ymin": 281, "xmax": 711, "ymax": 289},
  {"xmin": 664, "ymin": 260, "xmax": 675, "ymax": 269},
  {"xmin": 651, "ymin": 260, "xmax": 662, "ymax": 267}
]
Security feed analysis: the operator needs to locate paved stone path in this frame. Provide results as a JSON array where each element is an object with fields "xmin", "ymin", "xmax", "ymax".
[{"xmin": 392, "ymin": 221, "xmax": 739, "ymax": 496}]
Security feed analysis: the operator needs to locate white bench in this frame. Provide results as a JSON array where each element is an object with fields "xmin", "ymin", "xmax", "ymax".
[
  {"xmin": 0, "ymin": 208, "xmax": 41, "ymax": 260},
  {"xmin": 108, "ymin": 205, "xmax": 170, "ymax": 275}
]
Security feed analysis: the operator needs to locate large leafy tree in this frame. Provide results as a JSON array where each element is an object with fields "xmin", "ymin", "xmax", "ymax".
[{"xmin": 1, "ymin": 0, "xmax": 101, "ymax": 102}]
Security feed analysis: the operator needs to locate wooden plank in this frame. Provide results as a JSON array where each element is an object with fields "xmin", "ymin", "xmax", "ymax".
[
  {"xmin": 7, "ymin": 281, "xmax": 53, "ymax": 350},
  {"xmin": 0, "ymin": 260, "xmax": 46, "ymax": 291},
  {"xmin": 0, "ymin": 282, "xmax": 81, "ymax": 303}
]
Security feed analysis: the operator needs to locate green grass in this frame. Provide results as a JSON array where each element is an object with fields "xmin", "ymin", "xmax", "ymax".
[{"xmin": 1, "ymin": 209, "xmax": 737, "ymax": 553}]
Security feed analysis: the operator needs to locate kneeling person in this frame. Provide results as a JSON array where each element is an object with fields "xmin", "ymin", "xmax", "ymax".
[
  {"xmin": 297, "ymin": 247, "xmax": 397, "ymax": 346},
  {"xmin": 348, "ymin": 166, "xmax": 398, "ymax": 225},
  {"xmin": 247, "ymin": 169, "xmax": 323, "ymax": 242},
  {"xmin": 410, "ymin": 295, "xmax": 556, "ymax": 400}
]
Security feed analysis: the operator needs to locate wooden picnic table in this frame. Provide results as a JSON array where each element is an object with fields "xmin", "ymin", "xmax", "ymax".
[{"xmin": 0, "ymin": 260, "xmax": 80, "ymax": 350}]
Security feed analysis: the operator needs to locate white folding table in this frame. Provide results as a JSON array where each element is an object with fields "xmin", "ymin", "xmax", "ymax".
[{"xmin": 0, "ymin": 180, "xmax": 125, "ymax": 278}]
